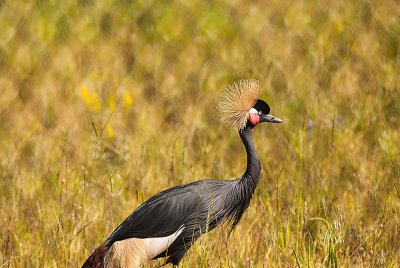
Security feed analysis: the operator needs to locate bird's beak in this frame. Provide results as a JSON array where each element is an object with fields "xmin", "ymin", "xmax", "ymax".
[{"xmin": 260, "ymin": 114, "xmax": 284, "ymax": 124}]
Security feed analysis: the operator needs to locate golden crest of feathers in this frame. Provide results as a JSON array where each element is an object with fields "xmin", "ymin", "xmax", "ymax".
[{"xmin": 217, "ymin": 79, "xmax": 261, "ymax": 130}]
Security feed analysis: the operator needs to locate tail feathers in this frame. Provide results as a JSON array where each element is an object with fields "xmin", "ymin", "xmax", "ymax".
[{"xmin": 82, "ymin": 243, "xmax": 109, "ymax": 268}]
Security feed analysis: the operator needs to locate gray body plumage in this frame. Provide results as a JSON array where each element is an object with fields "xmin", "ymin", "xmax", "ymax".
[{"xmin": 104, "ymin": 127, "xmax": 261, "ymax": 266}]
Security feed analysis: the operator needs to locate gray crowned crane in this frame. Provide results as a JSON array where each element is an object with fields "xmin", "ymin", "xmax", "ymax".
[{"xmin": 82, "ymin": 79, "xmax": 283, "ymax": 268}]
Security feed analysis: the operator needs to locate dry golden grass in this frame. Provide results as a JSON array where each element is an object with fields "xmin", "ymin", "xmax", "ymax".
[{"xmin": 0, "ymin": 0, "xmax": 399, "ymax": 267}]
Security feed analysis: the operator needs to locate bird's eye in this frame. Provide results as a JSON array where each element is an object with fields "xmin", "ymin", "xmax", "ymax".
[{"xmin": 258, "ymin": 111, "xmax": 262, "ymax": 115}]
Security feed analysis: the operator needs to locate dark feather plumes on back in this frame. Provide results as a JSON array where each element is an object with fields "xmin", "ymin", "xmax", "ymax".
[{"xmin": 107, "ymin": 179, "xmax": 251, "ymax": 240}]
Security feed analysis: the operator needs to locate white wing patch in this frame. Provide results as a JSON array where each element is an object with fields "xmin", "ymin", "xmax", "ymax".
[
  {"xmin": 105, "ymin": 225, "xmax": 185, "ymax": 267},
  {"xmin": 144, "ymin": 225, "xmax": 185, "ymax": 259}
]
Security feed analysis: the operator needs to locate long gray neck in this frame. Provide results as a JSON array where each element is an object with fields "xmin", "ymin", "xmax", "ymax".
[
  {"xmin": 239, "ymin": 127, "xmax": 261, "ymax": 189},
  {"xmin": 225, "ymin": 127, "xmax": 262, "ymax": 230}
]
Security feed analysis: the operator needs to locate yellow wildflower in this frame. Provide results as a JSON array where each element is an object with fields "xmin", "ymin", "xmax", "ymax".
[
  {"xmin": 81, "ymin": 85, "xmax": 101, "ymax": 112},
  {"xmin": 123, "ymin": 91, "xmax": 133, "ymax": 108},
  {"xmin": 91, "ymin": 92, "xmax": 101, "ymax": 112},
  {"xmin": 108, "ymin": 95, "xmax": 116, "ymax": 110},
  {"xmin": 106, "ymin": 123, "xmax": 114, "ymax": 138},
  {"xmin": 81, "ymin": 86, "xmax": 92, "ymax": 104}
]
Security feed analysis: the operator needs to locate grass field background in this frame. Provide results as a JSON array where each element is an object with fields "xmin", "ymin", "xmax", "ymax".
[{"xmin": 0, "ymin": 0, "xmax": 399, "ymax": 267}]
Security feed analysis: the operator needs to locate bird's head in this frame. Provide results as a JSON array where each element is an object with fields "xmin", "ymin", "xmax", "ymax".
[
  {"xmin": 248, "ymin": 99, "xmax": 283, "ymax": 126},
  {"xmin": 217, "ymin": 79, "xmax": 283, "ymax": 131}
]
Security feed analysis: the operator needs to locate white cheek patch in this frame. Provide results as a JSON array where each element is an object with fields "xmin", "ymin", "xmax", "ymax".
[{"xmin": 249, "ymin": 108, "xmax": 258, "ymax": 114}]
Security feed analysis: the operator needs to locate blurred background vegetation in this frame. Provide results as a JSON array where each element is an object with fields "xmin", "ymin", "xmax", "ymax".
[{"xmin": 0, "ymin": 0, "xmax": 399, "ymax": 267}]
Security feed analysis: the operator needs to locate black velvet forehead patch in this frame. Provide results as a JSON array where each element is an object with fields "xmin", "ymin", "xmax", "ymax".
[{"xmin": 253, "ymin": 99, "xmax": 270, "ymax": 114}]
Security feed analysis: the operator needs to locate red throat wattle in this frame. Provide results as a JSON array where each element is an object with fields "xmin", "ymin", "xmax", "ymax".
[{"xmin": 249, "ymin": 112, "xmax": 259, "ymax": 125}]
